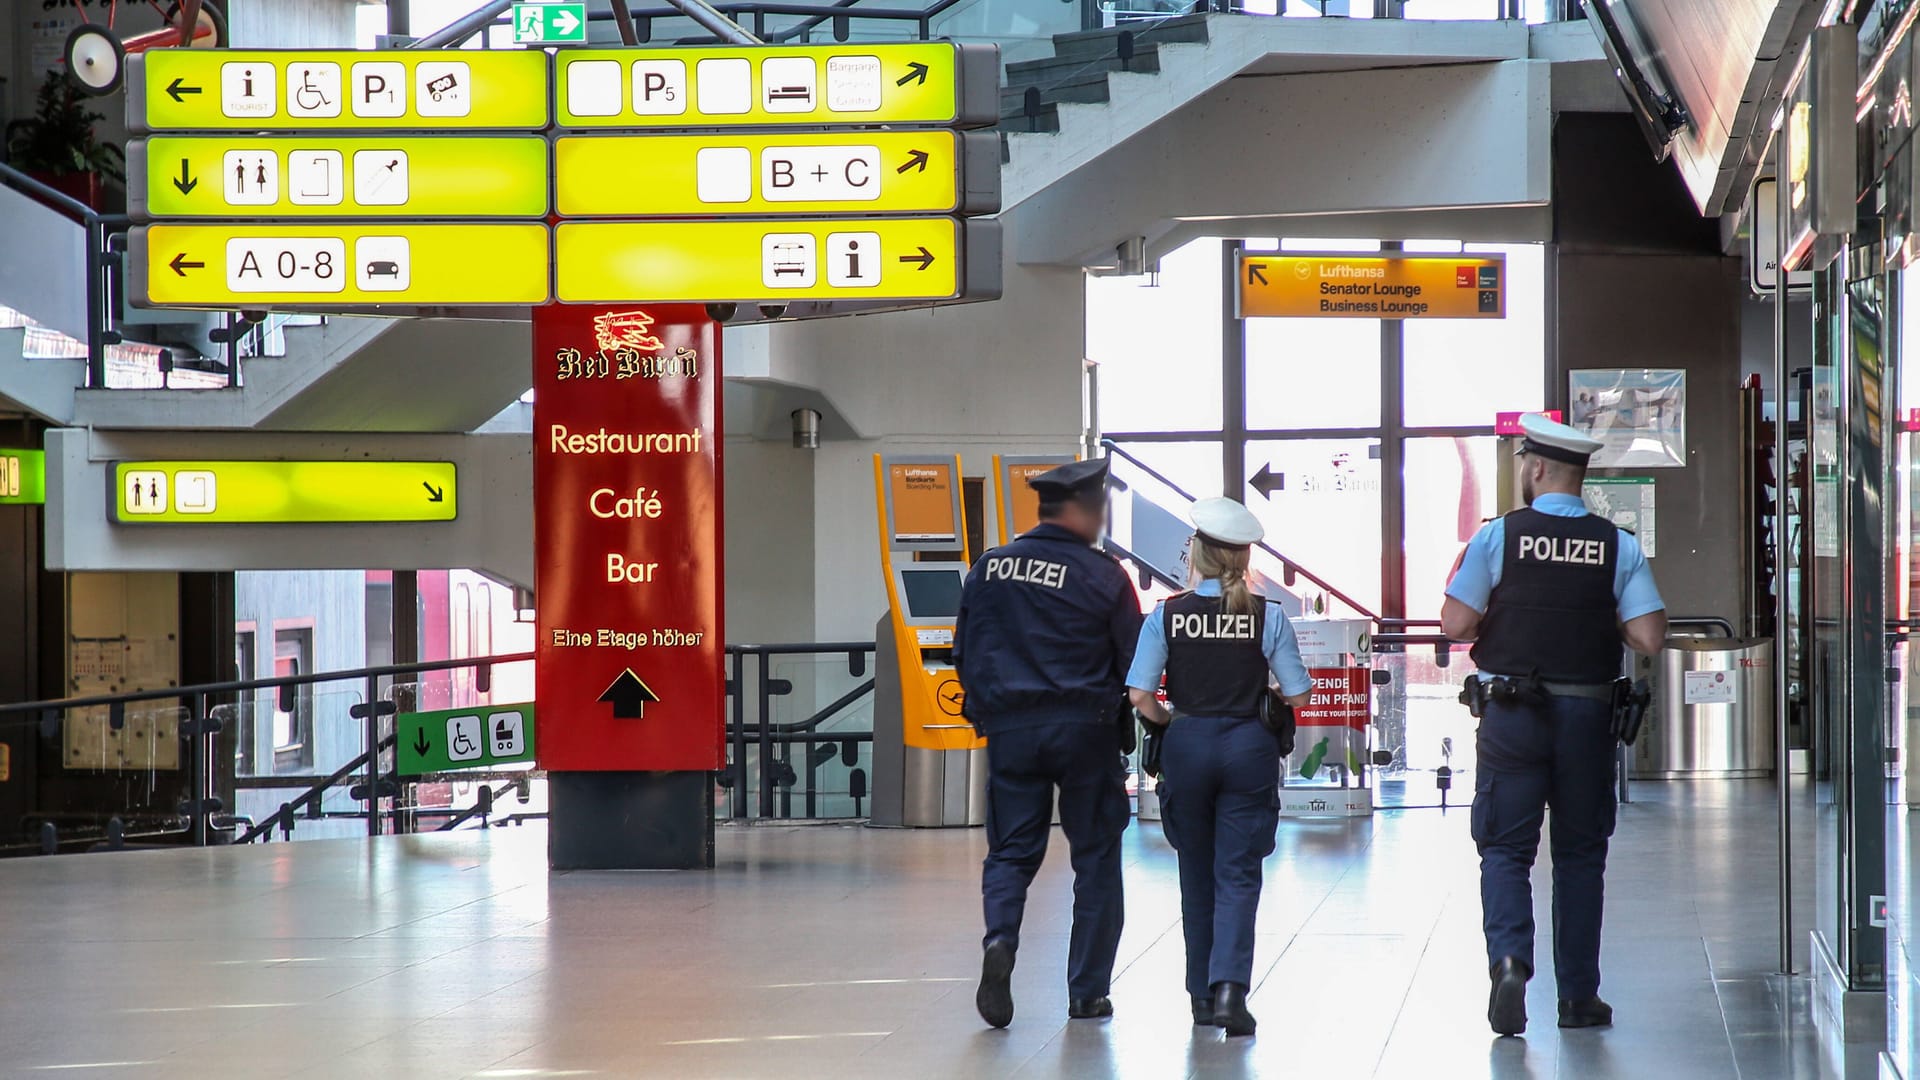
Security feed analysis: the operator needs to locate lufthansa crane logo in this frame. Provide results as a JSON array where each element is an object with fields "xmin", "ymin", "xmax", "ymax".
[{"xmin": 936, "ymin": 678, "xmax": 965, "ymax": 716}]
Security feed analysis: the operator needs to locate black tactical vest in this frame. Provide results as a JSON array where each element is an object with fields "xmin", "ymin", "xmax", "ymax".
[
  {"xmin": 1470, "ymin": 508, "xmax": 1623, "ymax": 684},
  {"xmin": 1162, "ymin": 591, "xmax": 1271, "ymax": 717}
]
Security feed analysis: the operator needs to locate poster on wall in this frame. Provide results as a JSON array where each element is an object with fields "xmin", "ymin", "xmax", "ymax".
[
  {"xmin": 1582, "ymin": 476, "xmax": 1657, "ymax": 557},
  {"xmin": 1568, "ymin": 369, "xmax": 1687, "ymax": 469}
]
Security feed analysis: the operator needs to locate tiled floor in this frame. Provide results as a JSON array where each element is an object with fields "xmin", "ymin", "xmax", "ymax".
[{"xmin": 0, "ymin": 782, "xmax": 1856, "ymax": 1078}]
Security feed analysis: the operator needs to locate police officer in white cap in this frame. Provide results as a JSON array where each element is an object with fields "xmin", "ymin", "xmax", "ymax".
[
  {"xmin": 1441, "ymin": 412, "xmax": 1667, "ymax": 1037},
  {"xmin": 1126, "ymin": 497, "xmax": 1311, "ymax": 1037}
]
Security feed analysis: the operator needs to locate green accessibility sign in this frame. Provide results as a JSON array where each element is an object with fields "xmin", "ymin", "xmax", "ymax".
[
  {"xmin": 397, "ymin": 702, "xmax": 535, "ymax": 776},
  {"xmin": 0, "ymin": 449, "xmax": 45, "ymax": 505},
  {"xmin": 513, "ymin": 2, "xmax": 587, "ymax": 43}
]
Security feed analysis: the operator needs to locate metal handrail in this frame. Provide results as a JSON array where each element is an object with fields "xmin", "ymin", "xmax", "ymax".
[
  {"xmin": 0, "ymin": 160, "xmax": 127, "ymax": 388},
  {"xmin": 0, "ymin": 651, "xmax": 535, "ymax": 718},
  {"xmin": 1102, "ymin": 439, "xmax": 1381, "ymax": 619}
]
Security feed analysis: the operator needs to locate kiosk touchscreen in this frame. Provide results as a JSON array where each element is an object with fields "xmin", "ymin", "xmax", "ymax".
[
  {"xmin": 992, "ymin": 454, "xmax": 1073, "ymax": 546},
  {"xmin": 871, "ymin": 455, "xmax": 984, "ymax": 827}
]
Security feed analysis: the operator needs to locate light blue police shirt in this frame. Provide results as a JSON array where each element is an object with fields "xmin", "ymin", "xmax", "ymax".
[
  {"xmin": 1444, "ymin": 492, "xmax": 1665, "ymax": 622},
  {"xmin": 1126, "ymin": 579, "xmax": 1313, "ymax": 699}
]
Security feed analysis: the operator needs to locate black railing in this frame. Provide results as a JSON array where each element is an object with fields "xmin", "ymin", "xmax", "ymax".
[
  {"xmin": 725, "ymin": 642, "xmax": 878, "ymax": 820},
  {"xmin": 0, "ymin": 652, "xmax": 535, "ymax": 853}
]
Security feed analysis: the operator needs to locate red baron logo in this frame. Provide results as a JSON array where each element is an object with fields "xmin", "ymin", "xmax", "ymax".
[{"xmin": 593, "ymin": 310, "xmax": 665, "ymax": 353}]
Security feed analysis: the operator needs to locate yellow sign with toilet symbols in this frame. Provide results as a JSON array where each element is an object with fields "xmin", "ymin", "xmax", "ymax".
[
  {"xmin": 132, "ymin": 136, "xmax": 550, "ymax": 220},
  {"xmin": 112, "ymin": 460, "xmax": 457, "ymax": 524}
]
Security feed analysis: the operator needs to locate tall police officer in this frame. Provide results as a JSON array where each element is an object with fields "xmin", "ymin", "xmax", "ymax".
[
  {"xmin": 953, "ymin": 457, "xmax": 1144, "ymax": 1030},
  {"xmin": 1440, "ymin": 413, "xmax": 1668, "ymax": 1037},
  {"xmin": 1127, "ymin": 498, "xmax": 1311, "ymax": 1037}
]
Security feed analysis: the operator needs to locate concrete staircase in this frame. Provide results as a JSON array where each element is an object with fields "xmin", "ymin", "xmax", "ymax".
[
  {"xmin": 1000, "ymin": 15, "xmax": 1214, "ymax": 135},
  {"xmin": 994, "ymin": 13, "xmax": 1536, "ymax": 214}
]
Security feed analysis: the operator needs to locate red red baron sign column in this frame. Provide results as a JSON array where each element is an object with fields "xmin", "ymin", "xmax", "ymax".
[{"xmin": 532, "ymin": 304, "xmax": 724, "ymax": 772}]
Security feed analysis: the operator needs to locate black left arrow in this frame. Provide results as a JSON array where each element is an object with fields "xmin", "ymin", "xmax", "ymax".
[
  {"xmin": 169, "ymin": 252, "xmax": 204, "ymax": 276},
  {"xmin": 897, "ymin": 246, "xmax": 935, "ymax": 271},
  {"xmin": 896, "ymin": 62, "xmax": 929, "ymax": 87},
  {"xmin": 411, "ymin": 729, "xmax": 432, "ymax": 757},
  {"xmin": 172, "ymin": 158, "xmax": 198, "ymax": 195},
  {"xmin": 1246, "ymin": 262, "xmax": 1270, "ymax": 286},
  {"xmin": 166, "ymin": 77, "xmax": 202, "ymax": 103},
  {"xmin": 422, "ymin": 481, "xmax": 445, "ymax": 503},
  {"xmin": 897, "ymin": 149, "xmax": 930, "ymax": 174},
  {"xmin": 1250, "ymin": 462, "xmax": 1283, "ymax": 499},
  {"xmin": 599, "ymin": 669, "xmax": 660, "ymax": 720}
]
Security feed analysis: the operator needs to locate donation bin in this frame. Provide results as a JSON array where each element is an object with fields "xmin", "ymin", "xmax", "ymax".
[{"xmin": 1629, "ymin": 636, "xmax": 1775, "ymax": 779}]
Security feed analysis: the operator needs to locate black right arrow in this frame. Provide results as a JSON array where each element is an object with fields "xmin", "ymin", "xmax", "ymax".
[
  {"xmin": 896, "ymin": 62, "xmax": 929, "ymax": 87},
  {"xmin": 897, "ymin": 246, "xmax": 935, "ymax": 271},
  {"xmin": 599, "ymin": 669, "xmax": 660, "ymax": 720},
  {"xmin": 1250, "ymin": 462, "xmax": 1283, "ymax": 499},
  {"xmin": 168, "ymin": 252, "xmax": 204, "ymax": 276},
  {"xmin": 411, "ymin": 728, "xmax": 432, "ymax": 757},
  {"xmin": 1246, "ymin": 262, "xmax": 1270, "ymax": 286},
  {"xmin": 896, "ymin": 149, "xmax": 929, "ymax": 174},
  {"xmin": 173, "ymin": 158, "xmax": 198, "ymax": 195},
  {"xmin": 422, "ymin": 481, "xmax": 444, "ymax": 503},
  {"xmin": 165, "ymin": 77, "xmax": 202, "ymax": 103}
]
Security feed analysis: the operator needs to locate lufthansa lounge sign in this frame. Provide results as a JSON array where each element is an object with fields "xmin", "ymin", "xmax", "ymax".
[{"xmin": 1238, "ymin": 253, "xmax": 1506, "ymax": 320}]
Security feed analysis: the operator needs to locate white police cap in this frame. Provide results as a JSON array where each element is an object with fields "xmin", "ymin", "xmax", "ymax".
[
  {"xmin": 1190, "ymin": 497, "xmax": 1264, "ymax": 547},
  {"xmin": 1518, "ymin": 412, "xmax": 1603, "ymax": 466}
]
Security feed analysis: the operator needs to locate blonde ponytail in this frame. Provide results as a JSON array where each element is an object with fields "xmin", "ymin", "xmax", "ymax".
[{"xmin": 1190, "ymin": 537, "xmax": 1257, "ymax": 616}]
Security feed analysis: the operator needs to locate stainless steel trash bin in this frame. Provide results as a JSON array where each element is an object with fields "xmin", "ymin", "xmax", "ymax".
[{"xmin": 1630, "ymin": 637, "xmax": 1774, "ymax": 779}]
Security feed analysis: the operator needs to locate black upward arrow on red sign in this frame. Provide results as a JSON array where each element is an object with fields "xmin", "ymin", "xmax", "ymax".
[{"xmin": 599, "ymin": 669, "xmax": 660, "ymax": 719}]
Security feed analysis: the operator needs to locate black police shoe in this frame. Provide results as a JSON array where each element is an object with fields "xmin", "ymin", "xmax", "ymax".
[
  {"xmin": 1068, "ymin": 997, "xmax": 1113, "ymax": 1020},
  {"xmin": 1488, "ymin": 957, "xmax": 1530, "ymax": 1037},
  {"xmin": 1558, "ymin": 996, "xmax": 1613, "ymax": 1029},
  {"xmin": 1210, "ymin": 982, "xmax": 1256, "ymax": 1037},
  {"xmin": 976, "ymin": 939, "xmax": 1015, "ymax": 1029},
  {"xmin": 1192, "ymin": 997, "xmax": 1215, "ymax": 1025}
]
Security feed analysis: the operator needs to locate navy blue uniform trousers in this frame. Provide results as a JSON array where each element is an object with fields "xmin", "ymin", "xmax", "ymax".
[
  {"xmin": 981, "ymin": 722, "xmax": 1131, "ymax": 1001},
  {"xmin": 1472, "ymin": 693, "xmax": 1617, "ymax": 1000},
  {"xmin": 1158, "ymin": 714, "xmax": 1281, "ymax": 999}
]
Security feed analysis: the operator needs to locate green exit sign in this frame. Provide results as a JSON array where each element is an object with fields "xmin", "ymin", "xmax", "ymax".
[
  {"xmin": 513, "ymin": 3, "xmax": 587, "ymax": 43},
  {"xmin": 398, "ymin": 702, "xmax": 536, "ymax": 776},
  {"xmin": 0, "ymin": 449, "xmax": 44, "ymax": 505}
]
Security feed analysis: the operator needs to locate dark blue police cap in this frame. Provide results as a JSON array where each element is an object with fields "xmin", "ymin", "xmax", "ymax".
[{"xmin": 1028, "ymin": 457, "xmax": 1109, "ymax": 502}]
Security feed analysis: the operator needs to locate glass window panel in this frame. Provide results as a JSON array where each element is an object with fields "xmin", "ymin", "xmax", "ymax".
[
  {"xmin": 1403, "ymin": 436, "xmax": 1499, "ymax": 620},
  {"xmin": 1246, "ymin": 316, "xmax": 1381, "ymax": 429},
  {"xmin": 1403, "ymin": 243, "xmax": 1546, "ymax": 427},
  {"xmin": 1243, "ymin": 438, "xmax": 1381, "ymax": 615},
  {"xmin": 1089, "ymin": 238, "xmax": 1222, "ymax": 433}
]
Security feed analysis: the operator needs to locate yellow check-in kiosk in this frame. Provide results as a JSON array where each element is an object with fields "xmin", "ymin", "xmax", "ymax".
[
  {"xmin": 992, "ymin": 455, "xmax": 1074, "ymax": 545},
  {"xmin": 870, "ymin": 456, "xmax": 985, "ymax": 827}
]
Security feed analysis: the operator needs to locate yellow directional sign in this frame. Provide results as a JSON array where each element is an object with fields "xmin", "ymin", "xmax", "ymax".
[
  {"xmin": 554, "ymin": 43, "xmax": 996, "ymax": 129},
  {"xmin": 134, "ymin": 223, "xmax": 551, "ymax": 308},
  {"xmin": 556, "ymin": 131, "xmax": 996, "ymax": 217},
  {"xmin": 1237, "ymin": 253, "xmax": 1507, "ymax": 319},
  {"xmin": 130, "ymin": 50, "xmax": 550, "ymax": 132},
  {"xmin": 556, "ymin": 218, "xmax": 966, "ymax": 303},
  {"xmin": 112, "ymin": 460, "xmax": 457, "ymax": 523},
  {"xmin": 131, "ymin": 136, "xmax": 550, "ymax": 220}
]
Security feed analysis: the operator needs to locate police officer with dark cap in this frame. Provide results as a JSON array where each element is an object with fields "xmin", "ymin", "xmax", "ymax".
[
  {"xmin": 1441, "ymin": 412, "xmax": 1667, "ymax": 1037},
  {"xmin": 1127, "ymin": 497, "xmax": 1311, "ymax": 1037},
  {"xmin": 953, "ymin": 457, "xmax": 1143, "ymax": 1030}
]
